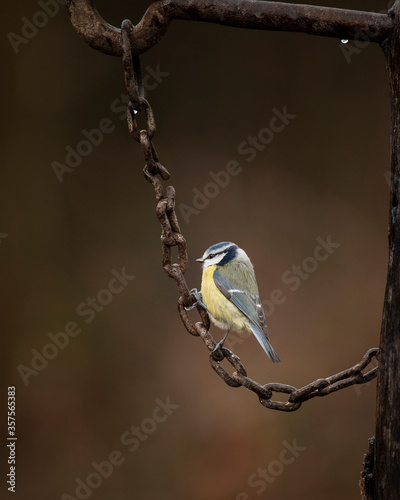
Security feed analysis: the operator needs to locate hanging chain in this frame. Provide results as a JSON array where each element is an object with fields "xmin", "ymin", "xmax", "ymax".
[{"xmin": 120, "ymin": 19, "xmax": 379, "ymax": 412}]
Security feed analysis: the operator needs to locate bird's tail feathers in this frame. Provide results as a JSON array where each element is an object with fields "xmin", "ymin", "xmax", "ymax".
[{"xmin": 249, "ymin": 324, "xmax": 281, "ymax": 363}]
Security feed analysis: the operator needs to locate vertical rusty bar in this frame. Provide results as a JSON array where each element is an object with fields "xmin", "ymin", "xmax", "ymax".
[{"xmin": 375, "ymin": 1, "xmax": 400, "ymax": 498}]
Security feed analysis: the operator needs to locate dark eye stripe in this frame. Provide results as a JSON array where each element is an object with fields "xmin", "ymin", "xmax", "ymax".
[
  {"xmin": 205, "ymin": 244, "xmax": 236, "ymax": 261},
  {"xmin": 207, "ymin": 251, "xmax": 225, "ymax": 259}
]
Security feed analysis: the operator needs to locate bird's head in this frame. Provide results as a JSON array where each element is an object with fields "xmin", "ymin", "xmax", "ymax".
[{"xmin": 197, "ymin": 242, "xmax": 249, "ymax": 268}]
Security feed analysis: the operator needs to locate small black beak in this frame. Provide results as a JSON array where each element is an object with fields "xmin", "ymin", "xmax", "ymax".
[{"xmin": 196, "ymin": 258, "xmax": 204, "ymax": 263}]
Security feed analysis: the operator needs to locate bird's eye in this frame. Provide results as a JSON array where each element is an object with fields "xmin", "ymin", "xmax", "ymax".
[{"xmin": 208, "ymin": 253, "xmax": 215, "ymax": 259}]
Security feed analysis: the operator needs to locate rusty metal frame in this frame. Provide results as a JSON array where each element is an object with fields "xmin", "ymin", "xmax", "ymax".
[
  {"xmin": 66, "ymin": 2, "xmax": 400, "ymax": 499},
  {"xmin": 67, "ymin": 0, "xmax": 393, "ymax": 56}
]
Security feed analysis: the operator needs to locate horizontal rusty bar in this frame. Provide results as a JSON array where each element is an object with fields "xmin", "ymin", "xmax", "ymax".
[{"xmin": 67, "ymin": 0, "xmax": 393, "ymax": 56}]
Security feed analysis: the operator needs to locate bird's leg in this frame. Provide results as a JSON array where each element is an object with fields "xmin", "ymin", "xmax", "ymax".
[
  {"xmin": 211, "ymin": 330, "xmax": 230, "ymax": 361},
  {"xmin": 185, "ymin": 288, "xmax": 209, "ymax": 312}
]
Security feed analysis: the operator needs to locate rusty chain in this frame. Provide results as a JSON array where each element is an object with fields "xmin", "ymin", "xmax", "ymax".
[{"xmin": 120, "ymin": 19, "xmax": 379, "ymax": 412}]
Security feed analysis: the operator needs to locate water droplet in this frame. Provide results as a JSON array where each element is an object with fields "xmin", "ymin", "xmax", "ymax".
[{"xmin": 341, "ymin": 39, "xmax": 348, "ymax": 44}]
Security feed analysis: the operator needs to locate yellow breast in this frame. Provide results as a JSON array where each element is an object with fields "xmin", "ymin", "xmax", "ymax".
[
  {"xmin": 201, "ymin": 265, "xmax": 220, "ymax": 313},
  {"xmin": 201, "ymin": 265, "xmax": 249, "ymax": 332}
]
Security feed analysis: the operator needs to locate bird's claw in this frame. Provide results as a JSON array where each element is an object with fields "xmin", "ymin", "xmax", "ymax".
[
  {"xmin": 210, "ymin": 330, "xmax": 230, "ymax": 361},
  {"xmin": 185, "ymin": 288, "xmax": 208, "ymax": 312},
  {"xmin": 210, "ymin": 340, "xmax": 226, "ymax": 362}
]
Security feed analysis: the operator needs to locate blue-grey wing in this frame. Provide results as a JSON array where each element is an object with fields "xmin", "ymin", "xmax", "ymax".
[
  {"xmin": 213, "ymin": 268, "xmax": 280, "ymax": 363},
  {"xmin": 213, "ymin": 269, "xmax": 269, "ymax": 338}
]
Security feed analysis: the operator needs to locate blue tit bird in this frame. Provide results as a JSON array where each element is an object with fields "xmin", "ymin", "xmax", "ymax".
[{"xmin": 195, "ymin": 242, "xmax": 280, "ymax": 363}]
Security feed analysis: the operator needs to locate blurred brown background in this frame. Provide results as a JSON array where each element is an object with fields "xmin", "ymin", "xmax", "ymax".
[{"xmin": 1, "ymin": 0, "xmax": 391, "ymax": 498}]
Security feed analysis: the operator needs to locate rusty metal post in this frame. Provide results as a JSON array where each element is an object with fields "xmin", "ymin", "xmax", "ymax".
[{"xmin": 372, "ymin": 2, "xmax": 400, "ymax": 498}]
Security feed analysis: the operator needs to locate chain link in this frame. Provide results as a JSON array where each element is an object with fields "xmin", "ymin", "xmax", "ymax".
[{"xmin": 120, "ymin": 19, "xmax": 379, "ymax": 412}]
